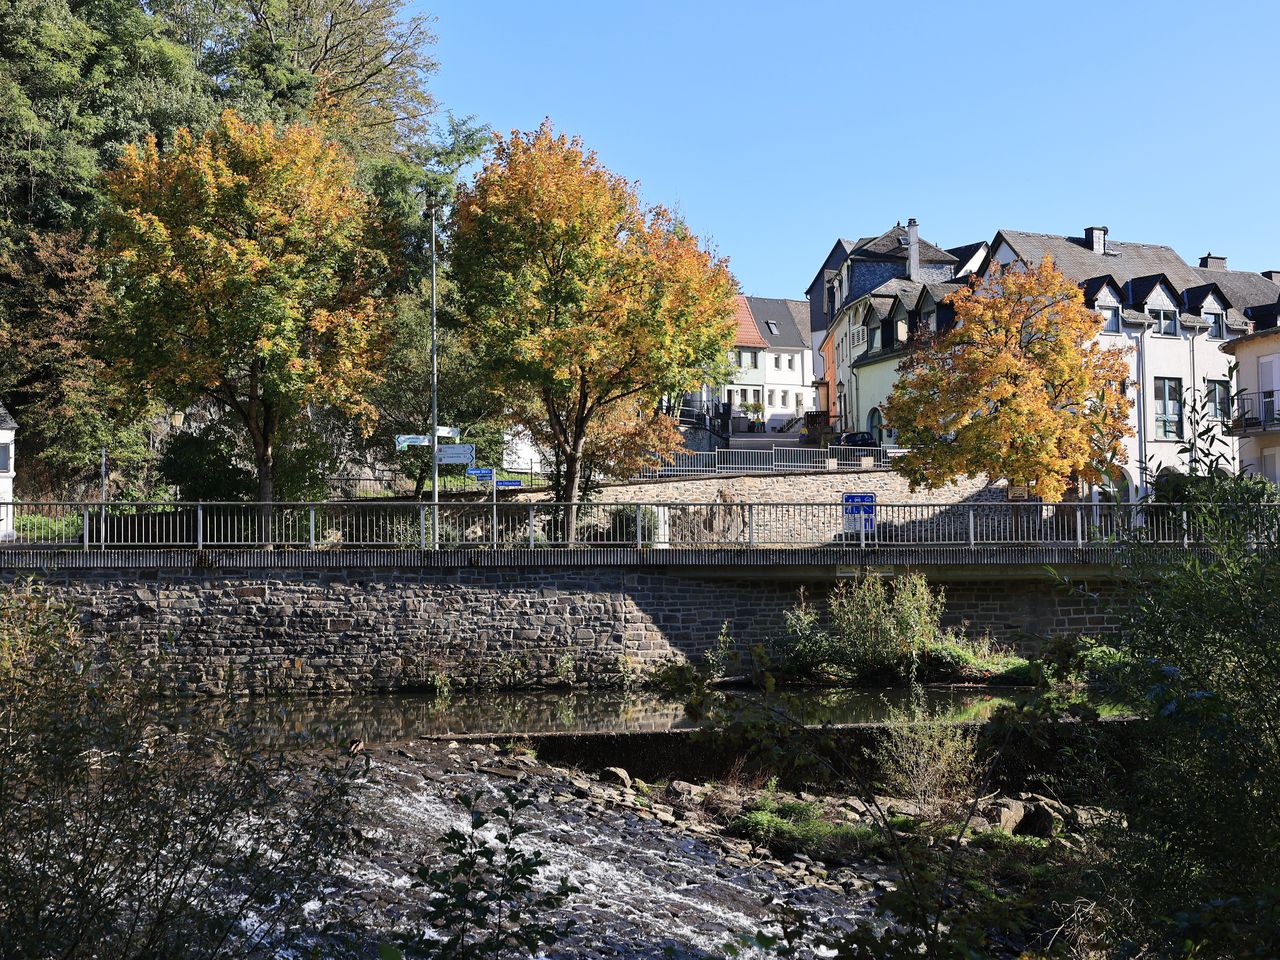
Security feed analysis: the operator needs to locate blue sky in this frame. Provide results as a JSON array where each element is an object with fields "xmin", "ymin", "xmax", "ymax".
[{"xmin": 416, "ymin": 0, "xmax": 1280, "ymax": 299}]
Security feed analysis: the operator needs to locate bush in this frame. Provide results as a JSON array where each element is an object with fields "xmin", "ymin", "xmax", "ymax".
[
  {"xmin": 877, "ymin": 703, "xmax": 984, "ymax": 815},
  {"xmin": 729, "ymin": 797, "xmax": 885, "ymax": 859},
  {"xmin": 0, "ymin": 582, "xmax": 356, "ymax": 959}
]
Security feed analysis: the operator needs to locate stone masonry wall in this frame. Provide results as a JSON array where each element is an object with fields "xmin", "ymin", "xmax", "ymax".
[{"xmin": 14, "ymin": 565, "xmax": 1119, "ymax": 695}]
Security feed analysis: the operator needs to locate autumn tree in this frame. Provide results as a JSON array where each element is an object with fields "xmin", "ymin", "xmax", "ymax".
[
  {"xmin": 449, "ymin": 124, "xmax": 737, "ymax": 513},
  {"xmin": 101, "ymin": 110, "xmax": 394, "ymax": 504},
  {"xmin": 883, "ymin": 256, "xmax": 1132, "ymax": 501}
]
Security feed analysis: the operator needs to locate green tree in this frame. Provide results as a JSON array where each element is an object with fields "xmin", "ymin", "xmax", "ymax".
[
  {"xmin": 101, "ymin": 110, "xmax": 394, "ymax": 504},
  {"xmin": 450, "ymin": 124, "xmax": 736, "ymax": 509}
]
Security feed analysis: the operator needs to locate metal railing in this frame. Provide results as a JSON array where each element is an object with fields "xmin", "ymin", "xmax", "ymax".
[
  {"xmin": 1225, "ymin": 391, "xmax": 1280, "ymax": 436},
  {"xmin": 636, "ymin": 444, "xmax": 904, "ymax": 479},
  {"xmin": 0, "ymin": 500, "xmax": 1266, "ymax": 552}
]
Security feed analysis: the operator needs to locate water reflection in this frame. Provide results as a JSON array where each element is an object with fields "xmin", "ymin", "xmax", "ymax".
[{"xmin": 215, "ymin": 686, "xmax": 1030, "ymax": 743}]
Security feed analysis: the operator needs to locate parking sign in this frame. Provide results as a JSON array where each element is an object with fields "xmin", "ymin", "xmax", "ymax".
[{"xmin": 842, "ymin": 493, "xmax": 876, "ymax": 535}]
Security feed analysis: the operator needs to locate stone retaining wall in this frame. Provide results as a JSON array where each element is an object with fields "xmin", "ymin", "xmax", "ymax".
[{"xmin": 13, "ymin": 565, "xmax": 1121, "ymax": 695}]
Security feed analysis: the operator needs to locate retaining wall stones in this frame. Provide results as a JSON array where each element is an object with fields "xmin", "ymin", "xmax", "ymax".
[{"xmin": 12, "ymin": 564, "xmax": 1121, "ymax": 695}]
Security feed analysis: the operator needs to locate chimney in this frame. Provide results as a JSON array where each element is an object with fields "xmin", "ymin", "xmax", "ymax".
[
  {"xmin": 1084, "ymin": 225, "xmax": 1108, "ymax": 255},
  {"xmin": 1200, "ymin": 252, "xmax": 1227, "ymax": 270},
  {"xmin": 906, "ymin": 218, "xmax": 920, "ymax": 281},
  {"xmin": 1263, "ymin": 270, "xmax": 1280, "ymax": 284}
]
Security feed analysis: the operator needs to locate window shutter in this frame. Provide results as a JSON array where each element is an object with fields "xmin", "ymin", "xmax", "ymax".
[{"xmin": 1260, "ymin": 355, "xmax": 1280, "ymax": 394}]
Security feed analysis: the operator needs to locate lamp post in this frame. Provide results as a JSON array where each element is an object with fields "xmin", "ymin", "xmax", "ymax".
[{"xmin": 430, "ymin": 199, "xmax": 439, "ymax": 547}]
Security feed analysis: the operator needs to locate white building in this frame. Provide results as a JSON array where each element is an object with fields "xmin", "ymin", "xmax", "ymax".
[
  {"xmin": 813, "ymin": 223, "xmax": 1280, "ymax": 499},
  {"xmin": 706, "ymin": 295, "xmax": 815, "ymax": 434},
  {"xmin": 0, "ymin": 404, "xmax": 15, "ymax": 540}
]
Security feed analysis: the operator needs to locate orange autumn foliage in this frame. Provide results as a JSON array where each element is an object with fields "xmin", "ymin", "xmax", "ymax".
[{"xmin": 884, "ymin": 256, "xmax": 1133, "ymax": 502}]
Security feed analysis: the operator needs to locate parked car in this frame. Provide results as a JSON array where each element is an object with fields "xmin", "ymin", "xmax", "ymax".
[{"xmin": 837, "ymin": 432, "xmax": 879, "ymax": 448}]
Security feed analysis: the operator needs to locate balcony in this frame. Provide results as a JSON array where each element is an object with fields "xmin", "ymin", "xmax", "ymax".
[{"xmin": 1226, "ymin": 392, "xmax": 1280, "ymax": 437}]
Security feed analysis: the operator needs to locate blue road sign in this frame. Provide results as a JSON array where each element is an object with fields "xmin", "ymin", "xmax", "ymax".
[
  {"xmin": 495, "ymin": 479, "xmax": 522, "ymax": 488},
  {"xmin": 842, "ymin": 492, "xmax": 876, "ymax": 535},
  {"xmin": 467, "ymin": 467, "xmax": 494, "ymax": 480}
]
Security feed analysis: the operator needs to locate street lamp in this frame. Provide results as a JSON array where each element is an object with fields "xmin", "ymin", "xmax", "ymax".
[{"xmin": 169, "ymin": 410, "xmax": 185, "ymax": 431}]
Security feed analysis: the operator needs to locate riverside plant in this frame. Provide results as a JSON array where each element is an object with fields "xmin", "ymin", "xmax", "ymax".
[{"xmin": 0, "ymin": 582, "xmax": 358, "ymax": 960}]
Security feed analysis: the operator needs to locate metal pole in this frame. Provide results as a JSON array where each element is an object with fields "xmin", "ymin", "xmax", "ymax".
[
  {"xmin": 492, "ymin": 470, "xmax": 498, "ymax": 547},
  {"xmin": 430, "ymin": 200, "xmax": 440, "ymax": 549},
  {"xmin": 196, "ymin": 503, "xmax": 204, "ymax": 550},
  {"xmin": 100, "ymin": 446, "xmax": 107, "ymax": 503}
]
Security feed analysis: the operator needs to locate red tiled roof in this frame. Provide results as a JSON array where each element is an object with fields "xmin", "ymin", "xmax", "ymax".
[{"xmin": 732, "ymin": 294, "xmax": 768, "ymax": 348}]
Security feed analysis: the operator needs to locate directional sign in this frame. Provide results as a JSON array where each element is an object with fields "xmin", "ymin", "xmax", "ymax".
[
  {"xmin": 842, "ymin": 492, "xmax": 876, "ymax": 535},
  {"xmin": 435, "ymin": 443, "xmax": 475, "ymax": 465},
  {"xmin": 495, "ymin": 479, "xmax": 523, "ymax": 488},
  {"xmin": 394, "ymin": 434, "xmax": 431, "ymax": 451},
  {"xmin": 435, "ymin": 426, "xmax": 461, "ymax": 439},
  {"xmin": 466, "ymin": 467, "xmax": 494, "ymax": 480}
]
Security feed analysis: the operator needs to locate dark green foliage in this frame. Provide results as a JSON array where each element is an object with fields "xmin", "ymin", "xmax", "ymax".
[
  {"xmin": 0, "ymin": 581, "xmax": 356, "ymax": 958},
  {"xmin": 392, "ymin": 787, "xmax": 577, "ymax": 959}
]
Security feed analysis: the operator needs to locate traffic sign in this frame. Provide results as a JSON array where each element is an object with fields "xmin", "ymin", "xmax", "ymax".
[
  {"xmin": 435, "ymin": 426, "xmax": 461, "ymax": 439},
  {"xmin": 842, "ymin": 492, "xmax": 876, "ymax": 535},
  {"xmin": 436, "ymin": 443, "xmax": 475, "ymax": 465},
  {"xmin": 495, "ymin": 479, "xmax": 522, "ymax": 488},
  {"xmin": 394, "ymin": 434, "xmax": 431, "ymax": 451},
  {"xmin": 467, "ymin": 467, "xmax": 494, "ymax": 480}
]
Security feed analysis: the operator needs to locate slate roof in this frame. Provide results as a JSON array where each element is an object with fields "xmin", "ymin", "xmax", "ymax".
[
  {"xmin": 945, "ymin": 241, "xmax": 987, "ymax": 270},
  {"xmin": 804, "ymin": 238, "xmax": 856, "ymax": 295},
  {"xmin": 0, "ymin": 403, "xmax": 15, "ymax": 431},
  {"xmin": 730, "ymin": 295, "xmax": 768, "ymax": 348},
  {"xmin": 995, "ymin": 229, "xmax": 1278, "ymax": 332},
  {"xmin": 745, "ymin": 296, "xmax": 811, "ymax": 349},
  {"xmin": 849, "ymin": 224, "xmax": 956, "ymax": 264}
]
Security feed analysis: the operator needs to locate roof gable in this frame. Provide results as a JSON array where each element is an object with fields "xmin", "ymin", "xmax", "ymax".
[
  {"xmin": 744, "ymin": 296, "xmax": 811, "ymax": 348},
  {"xmin": 731, "ymin": 295, "xmax": 768, "ymax": 348},
  {"xmin": 850, "ymin": 224, "xmax": 957, "ymax": 264}
]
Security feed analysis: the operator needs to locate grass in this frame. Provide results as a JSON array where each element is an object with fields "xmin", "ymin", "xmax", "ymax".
[
  {"xmin": 14, "ymin": 513, "xmax": 83, "ymax": 542},
  {"xmin": 729, "ymin": 792, "xmax": 890, "ymax": 859},
  {"xmin": 917, "ymin": 636, "xmax": 1034, "ymax": 686}
]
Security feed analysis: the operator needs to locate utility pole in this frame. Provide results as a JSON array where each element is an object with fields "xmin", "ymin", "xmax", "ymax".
[{"xmin": 430, "ymin": 199, "xmax": 440, "ymax": 548}]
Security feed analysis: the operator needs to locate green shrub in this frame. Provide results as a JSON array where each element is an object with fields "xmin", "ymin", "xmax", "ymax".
[
  {"xmin": 729, "ymin": 806, "xmax": 885, "ymax": 859},
  {"xmin": 877, "ymin": 704, "xmax": 984, "ymax": 814}
]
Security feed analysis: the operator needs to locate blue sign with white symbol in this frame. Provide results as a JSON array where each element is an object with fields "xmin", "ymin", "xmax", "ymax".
[
  {"xmin": 495, "ymin": 479, "xmax": 522, "ymax": 488},
  {"xmin": 842, "ymin": 492, "xmax": 876, "ymax": 535},
  {"xmin": 467, "ymin": 467, "xmax": 494, "ymax": 480}
]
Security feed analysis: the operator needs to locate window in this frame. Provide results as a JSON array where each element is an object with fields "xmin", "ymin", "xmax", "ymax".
[
  {"xmin": 781, "ymin": 390, "xmax": 789, "ymax": 407},
  {"xmin": 738, "ymin": 388, "xmax": 748, "ymax": 404},
  {"xmin": 766, "ymin": 321, "xmax": 780, "ymax": 335},
  {"xmin": 787, "ymin": 354, "xmax": 795, "ymax": 370},
  {"xmin": 1099, "ymin": 306, "xmax": 1120, "ymax": 333},
  {"xmin": 1205, "ymin": 312, "xmax": 1225, "ymax": 339},
  {"xmin": 1206, "ymin": 379, "xmax": 1231, "ymax": 421},
  {"xmin": 923, "ymin": 310, "xmax": 936, "ymax": 332},
  {"xmin": 752, "ymin": 389, "xmax": 761, "ymax": 404},
  {"xmin": 767, "ymin": 390, "xmax": 775, "ymax": 407},
  {"xmin": 0, "ymin": 444, "xmax": 8, "ymax": 473},
  {"xmin": 868, "ymin": 324, "xmax": 879, "ymax": 352},
  {"xmin": 1154, "ymin": 377, "xmax": 1184, "ymax": 439},
  {"xmin": 884, "ymin": 319, "xmax": 897, "ymax": 350},
  {"xmin": 750, "ymin": 351, "xmax": 759, "ymax": 369},
  {"xmin": 773, "ymin": 354, "xmax": 780, "ymax": 369},
  {"xmin": 1149, "ymin": 309, "xmax": 1178, "ymax": 336}
]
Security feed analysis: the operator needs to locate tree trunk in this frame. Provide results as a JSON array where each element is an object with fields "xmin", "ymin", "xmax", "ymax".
[
  {"xmin": 562, "ymin": 442, "xmax": 584, "ymax": 544},
  {"xmin": 255, "ymin": 442, "xmax": 274, "ymax": 546}
]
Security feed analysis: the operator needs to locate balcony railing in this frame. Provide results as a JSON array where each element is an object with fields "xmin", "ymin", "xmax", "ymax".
[
  {"xmin": 0, "ymin": 500, "xmax": 1269, "ymax": 554},
  {"xmin": 1226, "ymin": 391, "xmax": 1280, "ymax": 436}
]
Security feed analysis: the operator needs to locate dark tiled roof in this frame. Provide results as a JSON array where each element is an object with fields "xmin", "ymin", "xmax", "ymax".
[
  {"xmin": 996, "ymin": 229, "xmax": 1273, "ymax": 332},
  {"xmin": 0, "ymin": 403, "xmax": 15, "ymax": 430},
  {"xmin": 1183, "ymin": 282, "xmax": 1230, "ymax": 312},
  {"xmin": 1080, "ymin": 275, "xmax": 1122, "ymax": 306},
  {"xmin": 924, "ymin": 279, "xmax": 965, "ymax": 303},
  {"xmin": 745, "ymin": 296, "xmax": 810, "ymax": 349},
  {"xmin": 804, "ymin": 238, "xmax": 856, "ymax": 294},
  {"xmin": 945, "ymin": 241, "xmax": 987, "ymax": 267},
  {"xmin": 851, "ymin": 224, "xmax": 956, "ymax": 264},
  {"xmin": 1126, "ymin": 274, "xmax": 1177, "ymax": 308}
]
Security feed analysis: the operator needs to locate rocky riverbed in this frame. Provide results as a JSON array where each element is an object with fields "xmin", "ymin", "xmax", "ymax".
[{"xmin": 306, "ymin": 739, "xmax": 878, "ymax": 957}]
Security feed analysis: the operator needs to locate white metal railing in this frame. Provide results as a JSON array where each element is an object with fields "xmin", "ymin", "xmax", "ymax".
[
  {"xmin": 0, "ymin": 500, "xmax": 1267, "ymax": 553},
  {"xmin": 635, "ymin": 444, "xmax": 904, "ymax": 479}
]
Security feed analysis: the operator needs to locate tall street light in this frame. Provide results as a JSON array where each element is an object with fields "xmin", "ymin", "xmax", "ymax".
[{"xmin": 430, "ymin": 199, "xmax": 439, "ymax": 548}]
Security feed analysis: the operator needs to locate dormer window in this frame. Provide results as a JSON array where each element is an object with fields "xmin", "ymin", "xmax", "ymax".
[
  {"xmin": 766, "ymin": 321, "xmax": 779, "ymax": 336},
  {"xmin": 1149, "ymin": 309, "xmax": 1178, "ymax": 336},
  {"xmin": 923, "ymin": 309, "xmax": 936, "ymax": 332},
  {"xmin": 868, "ymin": 324, "xmax": 879, "ymax": 353},
  {"xmin": 1205, "ymin": 312, "xmax": 1225, "ymax": 339},
  {"xmin": 1099, "ymin": 306, "xmax": 1120, "ymax": 334}
]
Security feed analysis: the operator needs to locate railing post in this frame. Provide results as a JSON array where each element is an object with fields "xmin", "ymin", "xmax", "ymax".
[
  {"xmin": 747, "ymin": 503, "xmax": 755, "ymax": 546},
  {"xmin": 1182, "ymin": 507, "xmax": 1190, "ymax": 548},
  {"xmin": 196, "ymin": 503, "xmax": 204, "ymax": 550},
  {"xmin": 419, "ymin": 503, "xmax": 427, "ymax": 550},
  {"xmin": 528, "ymin": 503, "xmax": 536, "ymax": 548},
  {"xmin": 859, "ymin": 506, "xmax": 867, "ymax": 549},
  {"xmin": 967, "ymin": 506, "xmax": 975, "ymax": 547},
  {"xmin": 1075, "ymin": 504, "xmax": 1083, "ymax": 547},
  {"xmin": 308, "ymin": 506, "xmax": 316, "ymax": 549},
  {"xmin": 635, "ymin": 503, "xmax": 643, "ymax": 548},
  {"xmin": 82, "ymin": 504, "xmax": 90, "ymax": 552},
  {"xmin": 432, "ymin": 503, "xmax": 440, "ymax": 550},
  {"xmin": 99, "ymin": 503, "xmax": 106, "ymax": 552}
]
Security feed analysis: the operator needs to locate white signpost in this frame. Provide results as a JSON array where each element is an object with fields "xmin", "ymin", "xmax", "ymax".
[
  {"xmin": 842, "ymin": 492, "xmax": 876, "ymax": 542},
  {"xmin": 436, "ymin": 443, "xmax": 476, "ymax": 466}
]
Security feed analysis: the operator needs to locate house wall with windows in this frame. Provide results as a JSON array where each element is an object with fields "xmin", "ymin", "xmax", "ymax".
[
  {"xmin": 708, "ymin": 295, "xmax": 815, "ymax": 433},
  {"xmin": 0, "ymin": 404, "xmax": 15, "ymax": 540},
  {"xmin": 1221, "ymin": 327, "xmax": 1280, "ymax": 483}
]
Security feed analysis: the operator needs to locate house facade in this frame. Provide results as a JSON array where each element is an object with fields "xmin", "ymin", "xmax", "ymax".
[
  {"xmin": 687, "ymin": 294, "xmax": 815, "ymax": 433},
  {"xmin": 0, "ymin": 403, "xmax": 15, "ymax": 539},
  {"xmin": 1220, "ymin": 304, "xmax": 1280, "ymax": 482},
  {"xmin": 813, "ymin": 223, "xmax": 1280, "ymax": 499}
]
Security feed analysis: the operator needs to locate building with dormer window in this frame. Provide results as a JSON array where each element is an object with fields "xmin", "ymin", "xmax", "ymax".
[{"xmin": 811, "ymin": 223, "xmax": 1280, "ymax": 499}]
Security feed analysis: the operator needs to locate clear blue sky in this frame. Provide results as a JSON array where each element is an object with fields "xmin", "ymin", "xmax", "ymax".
[{"xmin": 416, "ymin": 0, "xmax": 1280, "ymax": 299}]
